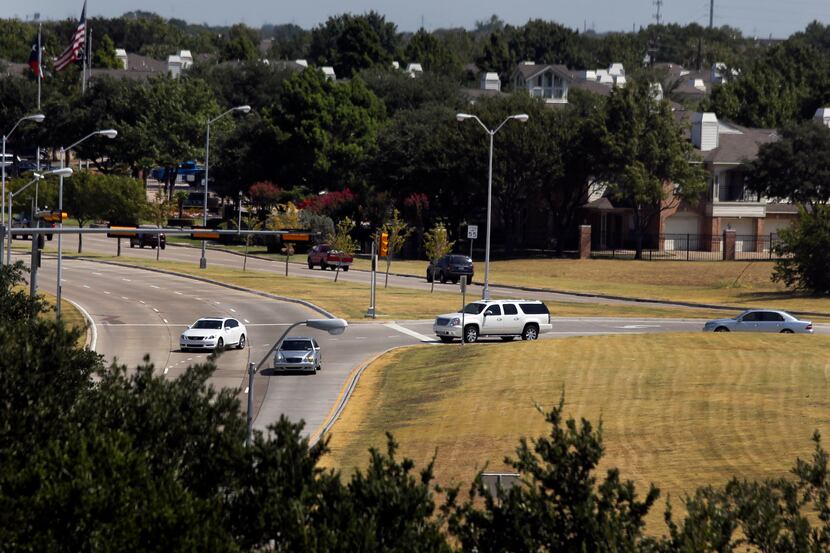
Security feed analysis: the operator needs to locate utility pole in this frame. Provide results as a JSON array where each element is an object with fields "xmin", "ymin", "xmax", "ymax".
[
  {"xmin": 709, "ymin": 0, "xmax": 715, "ymax": 28},
  {"xmin": 653, "ymin": 0, "xmax": 663, "ymax": 25}
]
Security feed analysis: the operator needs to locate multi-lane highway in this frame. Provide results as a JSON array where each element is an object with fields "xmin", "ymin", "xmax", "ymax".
[{"xmin": 11, "ymin": 234, "xmax": 828, "ymax": 441}]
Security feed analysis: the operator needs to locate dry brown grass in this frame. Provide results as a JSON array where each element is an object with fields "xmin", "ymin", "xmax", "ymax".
[{"xmin": 324, "ymin": 333, "xmax": 830, "ymax": 531}]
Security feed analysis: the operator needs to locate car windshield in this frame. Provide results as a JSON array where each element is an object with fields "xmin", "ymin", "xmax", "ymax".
[
  {"xmin": 192, "ymin": 320, "xmax": 222, "ymax": 329},
  {"xmin": 450, "ymin": 255, "xmax": 470, "ymax": 264},
  {"xmin": 463, "ymin": 303, "xmax": 486, "ymax": 315},
  {"xmin": 282, "ymin": 340, "xmax": 313, "ymax": 351}
]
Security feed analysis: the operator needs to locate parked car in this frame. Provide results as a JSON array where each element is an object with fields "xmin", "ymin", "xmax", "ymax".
[
  {"xmin": 703, "ymin": 309, "xmax": 813, "ymax": 334},
  {"xmin": 11, "ymin": 214, "xmax": 54, "ymax": 240},
  {"xmin": 426, "ymin": 254, "xmax": 474, "ymax": 284},
  {"xmin": 307, "ymin": 243, "xmax": 353, "ymax": 271},
  {"xmin": 180, "ymin": 317, "xmax": 247, "ymax": 351},
  {"xmin": 433, "ymin": 299, "xmax": 553, "ymax": 343},
  {"xmin": 130, "ymin": 224, "xmax": 166, "ymax": 249},
  {"xmin": 273, "ymin": 336, "xmax": 322, "ymax": 373}
]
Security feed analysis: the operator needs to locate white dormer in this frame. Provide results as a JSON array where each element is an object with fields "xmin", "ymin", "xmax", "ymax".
[
  {"xmin": 814, "ymin": 107, "xmax": 830, "ymax": 127},
  {"xmin": 577, "ymin": 69, "xmax": 596, "ymax": 81},
  {"xmin": 179, "ymin": 50, "xmax": 193, "ymax": 64},
  {"xmin": 520, "ymin": 60, "xmax": 536, "ymax": 65},
  {"xmin": 295, "ymin": 59, "xmax": 308, "ymax": 67},
  {"xmin": 650, "ymin": 82, "xmax": 664, "ymax": 101},
  {"xmin": 115, "ymin": 48, "xmax": 128, "ymax": 70},
  {"xmin": 406, "ymin": 63, "xmax": 423, "ymax": 75},
  {"xmin": 692, "ymin": 112, "xmax": 720, "ymax": 151},
  {"xmin": 321, "ymin": 66, "xmax": 336, "ymax": 81},
  {"xmin": 480, "ymin": 72, "xmax": 500, "ymax": 91},
  {"xmin": 608, "ymin": 63, "xmax": 625, "ymax": 77},
  {"xmin": 392, "ymin": 61, "xmax": 400, "ymax": 69},
  {"xmin": 167, "ymin": 55, "xmax": 183, "ymax": 78},
  {"xmin": 598, "ymin": 72, "xmax": 613, "ymax": 85},
  {"xmin": 614, "ymin": 75, "xmax": 626, "ymax": 87},
  {"xmin": 691, "ymin": 78, "xmax": 706, "ymax": 92}
]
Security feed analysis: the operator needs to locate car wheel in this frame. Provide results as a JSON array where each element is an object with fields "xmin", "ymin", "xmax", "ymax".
[
  {"xmin": 451, "ymin": 277, "xmax": 459, "ymax": 284},
  {"xmin": 130, "ymin": 241, "xmax": 135, "ymax": 248},
  {"xmin": 439, "ymin": 271, "xmax": 447, "ymax": 284},
  {"xmin": 780, "ymin": 329, "xmax": 794, "ymax": 334},
  {"xmin": 237, "ymin": 334, "xmax": 246, "ymax": 349},
  {"xmin": 463, "ymin": 325, "xmax": 478, "ymax": 343},
  {"xmin": 320, "ymin": 261, "xmax": 328, "ymax": 270},
  {"xmin": 501, "ymin": 336, "xmax": 515, "ymax": 342},
  {"xmin": 161, "ymin": 244, "xmax": 166, "ymax": 250},
  {"xmin": 426, "ymin": 271, "xmax": 433, "ymax": 283},
  {"xmin": 522, "ymin": 324, "xmax": 539, "ymax": 341},
  {"xmin": 216, "ymin": 338, "xmax": 224, "ymax": 349},
  {"xmin": 307, "ymin": 259, "xmax": 314, "ymax": 269},
  {"xmin": 343, "ymin": 266, "xmax": 349, "ymax": 272},
  {"xmin": 439, "ymin": 336, "xmax": 454, "ymax": 343},
  {"xmin": 467, "ymin": 276, "xmax": 473, "ymax": 285},
  {"xmin": 714, "ymin": 326, "xmax": 730, "ymax": 332},
  {"xmin": 47, "ymin": 234, "xmax": 53, "ymax": 241},
  {"xmin": 140, "ymin": 244, "xmax": 145, "ymax": 249}
]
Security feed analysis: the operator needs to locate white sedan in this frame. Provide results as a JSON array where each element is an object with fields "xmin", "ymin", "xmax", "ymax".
[{"xmin": 180, "ymin": 317, "xmax": 247, "ymax": 351}]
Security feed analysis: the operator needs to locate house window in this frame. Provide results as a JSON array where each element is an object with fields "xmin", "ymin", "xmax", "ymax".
[{"xmin": 552, "ymin": 74, "xmax": 566, "ymax": 99}]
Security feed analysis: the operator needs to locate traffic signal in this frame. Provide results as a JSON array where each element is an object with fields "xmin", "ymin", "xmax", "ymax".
[{"xmin": 379, "ymin": 232, "xmax": 389, "ymax": 257}]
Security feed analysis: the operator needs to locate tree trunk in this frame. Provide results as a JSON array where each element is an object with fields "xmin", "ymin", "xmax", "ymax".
[
  {"xmin": 243, "ymin": 238, "xmax": 249, "ymax": 272},
  {"xmin": 384, "ymin": 258, "xmax": 391, "ymax": 288},
  {"xmin": 285, "ymin": 255, "xmax": 289, "ymax": 277},
  {"xmin": 430, "ymin": 265, "xmax": 436, "ymax": 293},
  {"xmin": 334, "ymin": 262, "xmax": 340, "ymax": 282},
  {"xmin": 633, "ymin": 209, "xmax": 643, "ymax": 260},
  {"xmin": 77, "ymin": 224, "xmax": 84, "ymax": 253}
]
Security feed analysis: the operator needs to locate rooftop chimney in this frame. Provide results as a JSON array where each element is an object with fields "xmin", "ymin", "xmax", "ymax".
[{"xmin": 691, "ymin": 113, "xmax": 719, "ymax": 151}]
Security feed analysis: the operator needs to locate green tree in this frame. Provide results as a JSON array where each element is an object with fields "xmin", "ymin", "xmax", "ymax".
[
  {"xmin": 445, "ymin": 397, "xmax": 660, "ymax": 552},
  {"xmin": 596, "ymin": 80, "xmax": 706, "ymax": 259},
  {"xmin": 145, "ymin": 190, "xmax": 171, "ymax": 260},
  {"xmin": 770, "ymin": 206, "xmax": 830, "ymax": 295},
  {"xmin": 326, "ymin": 216, "xmax": 358, "ymax": 282},
  {"xmin": 381, "ymin": 208, "xmax": 412, "ymax": 288},
  {"xmin": 404, "ymin": 29, "xmax": 461, "ymax": 76},
  {"xmin": 93, "ymin": 33, "xmax": 121, "ymax": 68},
  {"xmin": 308, "ymin": 12, "xmax": 398, "ymax": 78},
  {"xmin": 219, "ymin": 23, "xmax": 259, "ymax": 62},
  {"xmin": 174, "ymin": 190, "xmax": 189, "ymax": 219},
  {"xmin": 423, "ymin": 222, "xmax": 454, "ymax": 292},
  {"xmin": 63, "ymin": 171, "xmax": 105, "ymax": 253},
  {"xmin": 746, "ymin": 120, "xmax": 830, "ymax": 209}
]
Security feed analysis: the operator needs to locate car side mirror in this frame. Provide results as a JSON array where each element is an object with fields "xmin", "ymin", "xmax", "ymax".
[{"xmin": 483, "ymin": 312, "xmax": 490, "ymax": 317}]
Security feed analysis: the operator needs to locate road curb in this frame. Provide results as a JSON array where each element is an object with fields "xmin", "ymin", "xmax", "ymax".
[
  {"xmin": 67, "ymin": 297, "xmax": 97, "ymax": 351},
  {"xmin": 309, "ymin": 345, "xmax": 416, "ymax": 446},
  {"xmin": 58, "ymin": 255, "xmax": 337, "ymax": 319}
]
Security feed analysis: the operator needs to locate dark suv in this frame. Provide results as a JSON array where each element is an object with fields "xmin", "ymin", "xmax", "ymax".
[
  {"xmin": 130, "ymin": 225, "xmax": 166, "ymax": 249},
  {"xmin": 426, "ymin": 254, "xmax": 474, "ymax": 284}
]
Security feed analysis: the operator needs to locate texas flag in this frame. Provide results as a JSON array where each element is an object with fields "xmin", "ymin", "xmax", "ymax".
[{"xmin": 29, "ymin": 36, "xmax": 44, "ymax": 79}]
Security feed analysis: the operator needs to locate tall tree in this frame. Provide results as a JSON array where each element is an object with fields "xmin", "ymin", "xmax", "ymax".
[{"xmin": 596, "ymin": 79, "xmax": 706, "ymax": 258}]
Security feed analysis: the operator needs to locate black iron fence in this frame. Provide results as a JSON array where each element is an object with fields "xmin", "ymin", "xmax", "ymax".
[{"xmin": 592, "ymin": 233, "xmax": 787, "ymax": 261}]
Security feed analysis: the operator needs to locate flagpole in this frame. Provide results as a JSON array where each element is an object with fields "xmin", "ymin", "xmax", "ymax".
[{"xmin": 37, "ymin": 23, "xmax": 42, "ymax": 174}]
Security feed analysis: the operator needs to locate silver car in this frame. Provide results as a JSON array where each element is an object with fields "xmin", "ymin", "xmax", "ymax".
[
  {"xmin": 703, "ymin": 309, "xmax": 813, "ymax": 334},
  {"xmin": 273, "ymin": 336, "xmax": 322, "ymax": 373}
]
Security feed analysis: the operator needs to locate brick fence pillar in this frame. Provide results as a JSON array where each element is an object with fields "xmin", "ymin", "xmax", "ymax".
[
  {"xmin": 579, "ymin": 225, "xmax": 592, "ymax": 259},
  {"xmin": 723, "ymin": 229, "xmax": 736, "ymax": 261}
]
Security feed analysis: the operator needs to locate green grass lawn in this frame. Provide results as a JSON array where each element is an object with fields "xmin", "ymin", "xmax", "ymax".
[{"xmin": 324, "ymin": 333, "xmax": 830, "ymax": 532}]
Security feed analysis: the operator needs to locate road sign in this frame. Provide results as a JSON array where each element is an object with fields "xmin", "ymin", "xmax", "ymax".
[
  {"xmin": 282, "ymin": 232, "xmax": 310, "ymax": 242},
  {"xmin": 467, "ymin": 225, "xmax": 478, "ymax": 240},
  {"xmin": 106, "ymin": 226, "xmax": 137, "ymax": 238}
]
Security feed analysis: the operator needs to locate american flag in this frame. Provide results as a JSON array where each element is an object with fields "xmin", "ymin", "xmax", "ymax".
[{"xmin": 54, "ymin": 1, "xmax": 87, "ymax": 72}]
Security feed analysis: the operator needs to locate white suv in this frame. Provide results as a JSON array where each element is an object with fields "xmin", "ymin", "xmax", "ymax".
[{"xmin": 433, "ymin": 299, "xmax": 552, "ymax": 343}]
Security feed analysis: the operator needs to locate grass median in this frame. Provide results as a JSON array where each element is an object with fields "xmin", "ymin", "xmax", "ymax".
[
  {"xmin": 163, "ymin": 240, "xmax": 830, "ymax": 315},
  {"xmin": 324, "ymin": 333, "xmax": 830, "ymax": 530},
  {"xmin": 60, "ymin": 252, "xmax": 728, "ymax": 321}
]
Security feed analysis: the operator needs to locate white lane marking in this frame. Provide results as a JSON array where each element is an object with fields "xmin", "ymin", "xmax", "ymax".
[
  {"xmin": 244, "ymin": 386, "xmax": 249, "ymax": 394},
  {"xmin": 121, "ymin": 278, "xmax": 131, "ymax": 282},
  {"xmin": 152, "ymin": 308, "xmax": 159, "ymax": 313},
  {"xmin": 60, "ymin": 278, "xmax": 67, "ymax": 282},
  {"xmin": 187, "ymin": 357, "xmax": 193, "ymax": 361},
  {"xmin": 150, "ymin": 284, "xmax": 160, "ymax": 289},
  {"xmin": 355, "ymin": 337, "xmax": 367, "ymax": 340},
  {"xmin": 163, "ymin": 319, "xmax": 168, "ymax": 324},
  {"xmin": 244, "ymin": 319, "xmax": 250, "ymax": 323},
  {"xmin": 214, "ymin": 301, "xmax": 220, "ymax": 304},
  {"xmin": 385, "ymin": 322, "xmax": 436, "ymax": 343},
  {"xmin": 121, "ymin": 296, "xmax": 129, "ymax": 300},
  {"xmin": 103, "ymin": 291, "xmax": 111, "ymax": 294},
  {"xmin": 164, "ymin": 367, "xmax": 169, "ymax": 375},
  {"xmin": 83, "ymin": 285, "xmax": 90, "ymax": 289},
  {"xmin": 67, "ymin": 299, "xmax": 97, "ymax": 352},
  {"xmin": 97, "ymin": 323, "xmax": 188, "ymax": 326},
  {"xmin": 139, "ymin": 300, "xmax": 145, "ymax": 304},
  {"xmin": 196, "ymin": 297, "xmax": 203, "ymax": 301},
  {"xmin": 617, "ymin": 325, "xmax": 661, "ymax": 329},
  {"xmin": 230, "ymin": 308, "xmax": 236, "ymax": 313},
  {"xmin": 92, "ymin": 272, "xmax": 102, "ymax": 276},
  {"xmin": 175, "ymin": 291, "xmax": 183, "ymax": 295}
]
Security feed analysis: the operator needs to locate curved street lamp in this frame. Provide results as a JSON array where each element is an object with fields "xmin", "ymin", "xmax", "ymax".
[
  {"xmin": 200, "ymin": 105, "xmax": 251, "ymax": 270},
  {"xmin": 1, "ymin": 113, "xmax": 45, "ymax": 266},
  {"xmin": 55, "ymin": 129, "xmax": 118, "ymax": 318},
  {"xmin": 456, "ymin": 113, "xmax": 529, "ymax": 300},
  {"xmin": 246, "ymin": 317, "xmax": 348, "ymax": 446},
  {"xmin": 6, "ymin": 167, "xmax": 73, "ymax": 266}
]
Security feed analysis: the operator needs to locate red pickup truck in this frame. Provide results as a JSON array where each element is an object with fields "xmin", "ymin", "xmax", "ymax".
[{"xmin": 307, "ymin": 244, "xmax": 353, "ymax": 271}]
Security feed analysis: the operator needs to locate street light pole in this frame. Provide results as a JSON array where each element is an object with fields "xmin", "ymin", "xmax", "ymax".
[
  {"xmin": 56, "ymin": 129, "xmax": 117, "ymax": 318},
  {"xmin": 1, "ymin": 113, "xmax": 45, "ymax": 266},
  {"xmin": 456, "ymin": 113, "xmax": 529, "ymax": 300},
  {"xmin": 200, "ymin": 105, "xmax": 251, "ymax": 270}
]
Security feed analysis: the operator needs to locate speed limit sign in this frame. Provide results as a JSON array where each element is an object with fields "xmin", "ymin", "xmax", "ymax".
[{"xmin": 467, "ymin": 225, "xmax": 478, "ymax": 240}]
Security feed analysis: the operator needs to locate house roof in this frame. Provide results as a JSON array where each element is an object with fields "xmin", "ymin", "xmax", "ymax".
[
  {"xmin": 766, "ymin": 203, "xmax": 800, "ymax": 214},
  {"xmin": 0, "ymin": 61, "xmax": 28, "ymax": 78},
  {"xmin": 569, "ymin": 79, "xmax": 613, "ymax": 97},
  {"xmin": 699, "ymin": 125, "xmax": 778, "ymax": 164},
  {"xmin": 512, "ymin": 63, "xmax": 572, "ymax": 82}
]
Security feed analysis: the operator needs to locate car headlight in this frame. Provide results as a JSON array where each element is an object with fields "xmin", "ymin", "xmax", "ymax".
[
  {"xmin": 450, "ymin": 318, "xmax": 461, "ymax": 326},
  {"xmin": 276, "ymin": 351, "xmax": 285, "ymax": 360},
  {"xmin": 181, "ymin": 334, "xmax": 186, "ymax": 340},
  {"xmin": 208, "ymin": 335, "xmax": 215, "ymax": 339},
  {"xmin": 304, "ymin": 352, "xmax": 315, "ymax": 361}
]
